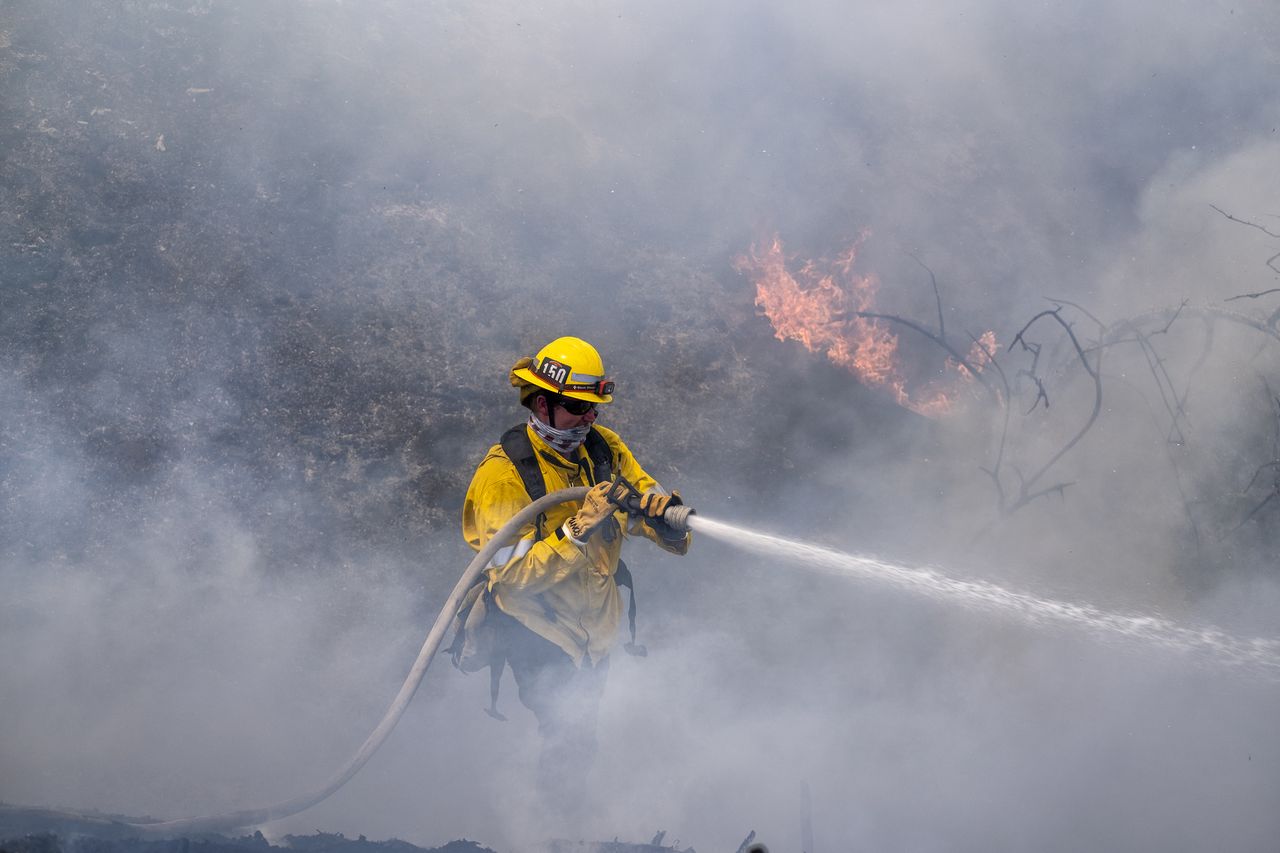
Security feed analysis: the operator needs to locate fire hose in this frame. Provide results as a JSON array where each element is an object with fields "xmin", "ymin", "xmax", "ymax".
[{"xmin": 116, "ymin": 483, "xmax": 694, "ymax": 836}]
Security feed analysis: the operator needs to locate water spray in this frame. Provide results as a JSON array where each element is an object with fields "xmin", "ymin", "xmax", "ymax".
[{"xmin": 685, "ymin": 514, "xmax": 1280, "ymax": 678}]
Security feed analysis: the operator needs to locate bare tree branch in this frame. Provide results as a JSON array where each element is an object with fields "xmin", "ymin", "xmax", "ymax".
[
  {"xmin": 1001, "ymin": 307, "xmax": 1104, "ymax": 514},
  {"xmin": 1108, "ymin": 300, "xmax": 1192, "ymax": 444},
  {"xmin": 979, "ymin": 465, "xmax": 1006, "ymax": 510},
  {"xmin": 1022, "ymin": 373, "xmax": 1049, "ymax": 414},
  {"xmin": 850, "ymin": 310, "xmax": 999, "ymax": 398},
  {"xmin": 909, "ymin": 252, "xmax": 945, "ymax": 340},
  {"xmin": 1209, "ymin": 203, "xmax": 1280, "ymax": 238},
  {"xmin": 1209, "ymin": 204, "xmax": 1280, "ymax": 277},
  {"xmin": 966, "ymin": 329, "xmax": 1009, "ymax": 392},
  {"xmin": 1099, "ymin": 304, "xmax": 1280, "ymax": 347},
  {"xmin": 1226, "ymin": 288, "xmax": 1280, "ymax": 302},
  {"xmin": 1151, "ymin": 299, "xmax": 1189, "ymax": 336},
  {"xmin": 1102, "ymin": 369, "xmax": 1206, "ymax": 561},
  {"xmin": 1015, "ymin": 336, "xmax": 1043, "ymax": 372},
  {"xmin": 1227, "ymin": 389, "xmax": 1280, "ymax": 537},
  {"xmin": 1134, "ymin": 332, "xmax": 1188, "ymax": 444},
  {"xmin": 1231, "ymin": 491, "xmax": 1278, "ymax": 532},
  {"xmin": 1243, "ymin": 460, "xmax": 1280, "ymax": 493},
  {"xmin": 965, "ymin": 329, "xmax": 1014, "ymax": 509},
  {"xmin": 1023, "ymin": 481, "xmax": 1074, "ymax": 503},
  {"xmin": 1085, "ymin": 308, "xmax": 1280, "ymax": 452},
  {"xmin": 1046, "ymin": 297, "xmax": 1105, "ymax": 334},
  {"xmin": 1179, "ymin": 315, "xmax": 1216, "ymax": 414}
]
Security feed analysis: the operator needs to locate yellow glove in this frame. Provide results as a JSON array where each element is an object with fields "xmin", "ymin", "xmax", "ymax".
[
  {"xmin": 640, "ymin": 489, "xmax": 686, "ymax": 540},
  {"xmin": 564, "ymin": 482, "xmax": 617, "ymax": 542},
  {"xmin": 640, "ymin": 490, "xmax": 677, "ymax": 518}
]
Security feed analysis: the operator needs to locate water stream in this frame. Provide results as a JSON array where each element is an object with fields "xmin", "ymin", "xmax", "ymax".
[{"xmin": 688, "ymin": 514, "xmax": 1280, "ymax": 678}]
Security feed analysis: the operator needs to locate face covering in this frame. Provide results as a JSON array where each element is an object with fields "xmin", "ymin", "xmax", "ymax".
[{"xmin": 528, "ymin": 412, "xmax": 591, "ymax": 456}]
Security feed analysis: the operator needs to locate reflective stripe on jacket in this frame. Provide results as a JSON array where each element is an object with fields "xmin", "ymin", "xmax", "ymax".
[{"xmin": 462, "ymin": 423, "xmax": 689, "ymax": 666}]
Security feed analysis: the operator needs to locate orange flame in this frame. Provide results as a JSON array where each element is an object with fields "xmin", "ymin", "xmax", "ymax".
[{"xmin": 735, "ymin": 235, "xmax": 996, "ymax": 417}]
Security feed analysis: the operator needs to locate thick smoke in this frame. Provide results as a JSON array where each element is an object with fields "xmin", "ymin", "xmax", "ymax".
[{"xmin": 3, "ymin": 1, "xmax": 1280, "ymax": 851}]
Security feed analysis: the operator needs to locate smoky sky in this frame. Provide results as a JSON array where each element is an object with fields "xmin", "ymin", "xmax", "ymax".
[{"xmin": 4, "ymin": 1, "xmax": 1280, "ymax": 852}]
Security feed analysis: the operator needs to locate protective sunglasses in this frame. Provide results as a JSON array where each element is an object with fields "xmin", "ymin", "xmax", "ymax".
[{"xmin": 555, "ymin": 396, "xmax": 598, "ymax": 416}]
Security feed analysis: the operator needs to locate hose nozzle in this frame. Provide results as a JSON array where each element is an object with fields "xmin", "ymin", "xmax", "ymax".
[
  {"xmin": 662, "ymin": 503, "xmax": 696, "ymax": 533},
  {"xmin": 603, "ymin": 471, "xmax": 696, "ymax": 534}
]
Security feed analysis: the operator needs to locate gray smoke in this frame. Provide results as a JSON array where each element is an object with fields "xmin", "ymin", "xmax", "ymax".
[{"xmin": 3, "ymin": 1, "xmax": 1280, "ymax": 851}]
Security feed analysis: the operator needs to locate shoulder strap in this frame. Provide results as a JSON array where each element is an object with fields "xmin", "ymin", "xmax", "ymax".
[
  {"xmin": 500, "ymin": 424, "xmax": 548, "ymax": 539},
  {"xmin": 500, "ymin": 424, "xmax": 546, "ymax": 500},
  {"xmin": 583, "ymin": 427, "xmax": 613, "ymax": 485}
]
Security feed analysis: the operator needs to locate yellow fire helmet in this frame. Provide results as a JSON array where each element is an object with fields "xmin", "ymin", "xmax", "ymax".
[{"xmin": 510, "ymin": 336, "xmax": 615, "ymax": 404}]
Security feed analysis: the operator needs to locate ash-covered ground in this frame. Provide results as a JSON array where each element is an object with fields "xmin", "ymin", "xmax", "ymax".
[
  {"xmin": 4, "ymin": 2, "xmax": 1280, "ymax": 852},
  {"xmin": 0, "ymin": 816, "xmax": 495, "ymax": 853}
]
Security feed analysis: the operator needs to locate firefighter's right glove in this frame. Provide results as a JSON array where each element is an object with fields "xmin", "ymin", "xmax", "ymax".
[{"xmin": 563, "ymin": 482, "xmax": 617, "ymax": 543}]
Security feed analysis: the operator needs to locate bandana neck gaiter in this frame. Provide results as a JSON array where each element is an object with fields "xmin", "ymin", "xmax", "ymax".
[{"xmin": 528, "ymin": 412, "xmax": 591, "ymax": 457}]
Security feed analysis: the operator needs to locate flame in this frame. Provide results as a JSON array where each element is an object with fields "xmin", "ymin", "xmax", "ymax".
[
  {"xmin": 735, "ymin": 235, "xmax": 996, "ymax": 418},
  {"xmin": 956, "ymin": 330, "xmax": 999, "ymax": 379}
]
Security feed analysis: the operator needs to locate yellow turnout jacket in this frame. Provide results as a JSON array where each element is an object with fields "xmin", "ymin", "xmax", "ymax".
[{"xmin": 462, "ymin": 423, "xmax": 689, "ymax": 666}]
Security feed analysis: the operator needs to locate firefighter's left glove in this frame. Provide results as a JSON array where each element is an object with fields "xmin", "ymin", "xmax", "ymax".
[
  {"xmin": 564, "ymin": 482, "xmax": 617, "ymax": 543},
  {"xmin": 641, "ymin": 490, "xmax": 687, "ymax": 541}
]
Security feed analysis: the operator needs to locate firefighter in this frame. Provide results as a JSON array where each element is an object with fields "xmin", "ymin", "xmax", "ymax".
[{"xmin": 459, "ymin": 335, "xmax": 690, "ymax": 812}]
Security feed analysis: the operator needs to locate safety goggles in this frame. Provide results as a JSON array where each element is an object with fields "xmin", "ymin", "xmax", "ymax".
[{"xmin": 555, "ymin": 396, "xmax": 598, "ymax": 416}]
